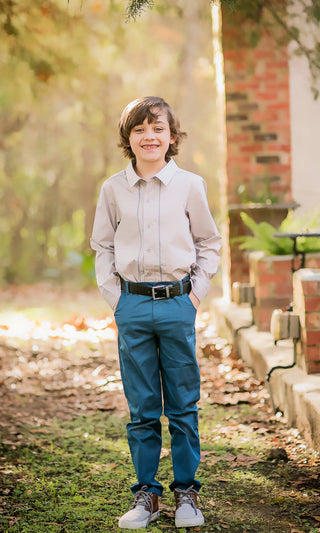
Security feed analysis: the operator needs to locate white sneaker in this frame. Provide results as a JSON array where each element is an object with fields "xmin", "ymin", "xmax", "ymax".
[
  {"xmin": 118, "ymin": 486, "xmax": 160, "ymax": 529},
  {"xmin": 174, "ymin": 486, "xmax": 204, "ymax": 528}
]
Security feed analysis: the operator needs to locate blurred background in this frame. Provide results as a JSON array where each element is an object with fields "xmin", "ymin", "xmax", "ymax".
[{"xmin": 0, "ymin": 0, "xmax": 220, "ymax": 286}]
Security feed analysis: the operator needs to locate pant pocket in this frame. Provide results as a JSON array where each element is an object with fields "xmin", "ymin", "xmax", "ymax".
[
  {"xmin": 114, "ymin": 291, "xmax": 126, "ymax": 317},
  {"xmin": 183, "ymin": 293, "xmax": 198, "ymax": 312}
]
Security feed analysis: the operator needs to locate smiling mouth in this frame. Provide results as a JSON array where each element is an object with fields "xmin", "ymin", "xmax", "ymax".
[{"xmin": 142, "ymin": 145, "xmax": 159, "ymax": 150}]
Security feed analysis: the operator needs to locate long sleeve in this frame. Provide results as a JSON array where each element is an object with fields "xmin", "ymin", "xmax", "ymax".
[
  {"xmin": 90, "ymin": 181, "xmax": 121, "ymax": 310},
  {"xmin": 187, "ymin": 178, "xmax": 222, "ymax": 302}
]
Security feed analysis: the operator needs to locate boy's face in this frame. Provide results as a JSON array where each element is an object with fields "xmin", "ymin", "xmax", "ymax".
[{"xmin": 129, "ymin": 108, "xmax": 175, "ymax": 167}]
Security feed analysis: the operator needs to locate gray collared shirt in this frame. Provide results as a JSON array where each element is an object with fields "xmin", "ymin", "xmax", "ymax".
[{"xmin": 90, "ymin": 159, "xmax": 221, "ymax": 309}]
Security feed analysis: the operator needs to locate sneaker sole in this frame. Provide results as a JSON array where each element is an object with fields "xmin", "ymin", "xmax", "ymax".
[
  {"xmin": 175, "ymin": 515, "xmax": 205, "ymax": 528},
  {"xmin": 118, "ymin": 510, "xmax": 160, "ymax": 529}
]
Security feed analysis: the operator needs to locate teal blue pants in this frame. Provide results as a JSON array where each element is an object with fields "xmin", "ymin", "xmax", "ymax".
[{"xmin": 114, "ymin": 280, "xmax": 201, "ymax": 496}]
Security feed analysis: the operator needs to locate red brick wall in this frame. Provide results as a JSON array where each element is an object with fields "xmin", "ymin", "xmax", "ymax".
[
  {"xmin": 249, "ymin": 252, "xmax": 320, "ymax": 332},
  {"xmin": 249, "ymin": 252, "xmax": 293, "ymax": 331},
  {"xmin": 221, "ymin": 8, "xmax": 293, "ymax": 288},
  {"xmin": 224, "ymin": 44, "xmax": 292, "ymax": 206},
  {"xmin": 293, "ymin": 269, "xmax": 320, "ymax": 374}
]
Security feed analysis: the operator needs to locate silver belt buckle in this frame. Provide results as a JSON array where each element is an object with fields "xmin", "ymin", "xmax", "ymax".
[{"xmin": 152, "ymin": 285, "xmax": 171, "ymax": 300}]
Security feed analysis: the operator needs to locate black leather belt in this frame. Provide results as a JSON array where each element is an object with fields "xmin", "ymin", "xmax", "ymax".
[{"xmin": 120, "ymin": 278, "xmax": 191, "ymax": 300}]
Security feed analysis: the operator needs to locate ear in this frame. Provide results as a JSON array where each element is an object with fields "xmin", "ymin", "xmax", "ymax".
[{"xmin": 170, "ymin": 134, "xmax": 177, "ymax": 145}]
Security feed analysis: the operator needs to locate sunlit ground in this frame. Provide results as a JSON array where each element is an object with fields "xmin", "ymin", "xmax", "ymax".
[
  {"xmin": 0, "ymin": 280, "xmax": 223, "ymax": 345},
  {"xmin": 0, "ymin": 312, "xmax": 117, "ymax": 345}
]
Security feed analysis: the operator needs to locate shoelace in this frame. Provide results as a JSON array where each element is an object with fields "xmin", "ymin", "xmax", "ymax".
[
  {"xmin": 175, "ymin": 486, "xmax": 204, "ymax": 512},
  {"xmin": 132, "ymin": 485, "xmax": 154, "ymax": 512}
]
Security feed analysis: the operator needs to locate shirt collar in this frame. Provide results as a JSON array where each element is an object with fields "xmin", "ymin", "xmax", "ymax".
[{"xmin": 125, "ymin": 159, "xmax": 178, "ymax": 187}]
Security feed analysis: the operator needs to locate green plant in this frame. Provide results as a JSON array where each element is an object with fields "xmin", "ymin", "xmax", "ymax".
[{"xmin": 236, "ymin": 209, "xmax": 320, "ymax": 255}]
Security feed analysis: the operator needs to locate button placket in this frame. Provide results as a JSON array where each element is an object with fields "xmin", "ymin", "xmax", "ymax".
[{"xmin": 143, "ymin": 180, "xmax": 159, "ymax": 277}]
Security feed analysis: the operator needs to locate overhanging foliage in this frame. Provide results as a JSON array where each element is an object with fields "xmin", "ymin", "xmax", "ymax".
[{"xmin": 126, "ymin": 0, "xmax": 320, "ymax": 98}]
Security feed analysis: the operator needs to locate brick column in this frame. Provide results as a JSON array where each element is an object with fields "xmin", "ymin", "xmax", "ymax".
[
  {"xmin": 221, "ymin": 7, "xmax": 294, "ymax": 289},
  {"xmin": 293, "ymin": 269, "xmax": 320, "ymax": 374}
]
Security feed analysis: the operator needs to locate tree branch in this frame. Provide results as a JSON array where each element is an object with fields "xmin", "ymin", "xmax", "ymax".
[
  {"xmin": 265, "ymin": 2, "xmax": 320, "ymax": 70},
  {"xmin": 126, "ymin": 0, "xmax": 154, "ymax": 20}
]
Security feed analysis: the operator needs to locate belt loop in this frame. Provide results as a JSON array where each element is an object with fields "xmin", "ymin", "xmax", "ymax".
[
  {"xmin": 179, "ymin": 280, "xmax": 183, "ymax": 295},
  {"xmin": 125, "ymin": 280, "xmax": 129, "ymax": 294}
]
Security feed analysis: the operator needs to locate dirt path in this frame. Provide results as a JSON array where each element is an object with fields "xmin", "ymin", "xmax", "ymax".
[
  {"xmin": 0, "ymin": 285, "xmax": 127, "ymax": 444},
  {"xmin": 0, "ymin": 284, "xmax": 262, "ymax": 443},
  {"xmin": 0, "ymin": 283, "xmax": 317, "ymax": 456}
]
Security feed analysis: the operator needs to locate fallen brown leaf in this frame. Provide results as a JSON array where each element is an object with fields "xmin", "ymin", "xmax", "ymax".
[
  {"xmin": 222, "ymin": 453, "xmax": 237, "ymax": 462},
  {"xmin": 236, "ymin": 453, "xmax": 260, "ymax": 466}
]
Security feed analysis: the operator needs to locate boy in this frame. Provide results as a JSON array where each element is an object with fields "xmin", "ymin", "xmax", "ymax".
[{"xmin": 90, "ymin": 96, "xmax": 221, "ymax": 529}]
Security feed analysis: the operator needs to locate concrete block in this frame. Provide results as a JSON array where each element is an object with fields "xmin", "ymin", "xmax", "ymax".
[{"xmin": 211, "ymin": 297, "xmax": 320, "ymax": 451}]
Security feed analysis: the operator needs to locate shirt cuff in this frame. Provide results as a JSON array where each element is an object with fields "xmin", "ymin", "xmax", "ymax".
[
  {"xmin": 190, "ymin": 276, "xmax": 211, "ymax": 303},
  {"xmin": 99, "ymin": 285, "xmax": 121, "ymax": 311}
]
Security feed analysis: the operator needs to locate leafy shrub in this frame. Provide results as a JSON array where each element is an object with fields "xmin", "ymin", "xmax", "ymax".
[{"xmin": 236, "ymin": 209, "xmax": 320, "ymax": 255}]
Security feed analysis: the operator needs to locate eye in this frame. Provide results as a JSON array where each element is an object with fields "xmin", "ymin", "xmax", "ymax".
[
  {"xmin": 154, "ymin": 127, "xmax": 164, "ymax": 132},
  {"xmin": 134, "ymin": 127, "xmax": 144, "ymax": 133}
]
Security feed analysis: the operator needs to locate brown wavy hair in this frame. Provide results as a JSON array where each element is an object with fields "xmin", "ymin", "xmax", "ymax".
[{"xmin": 118, "ymin": 96, "xmax": 187, "ymax": 162}]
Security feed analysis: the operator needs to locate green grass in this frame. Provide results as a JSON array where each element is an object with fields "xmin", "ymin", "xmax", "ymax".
[
  {"xmin": 0, "ymin": 283, "xmax": 318, "ymax": 532},
  {"xmin": 1, "ymin": 407, "xmax": 320, "ymax": 533}
]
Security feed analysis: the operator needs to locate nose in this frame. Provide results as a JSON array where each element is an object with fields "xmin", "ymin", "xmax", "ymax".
[{"xmin": 143, "ymin": 125, "xmax": 155, "ymax": 139}]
